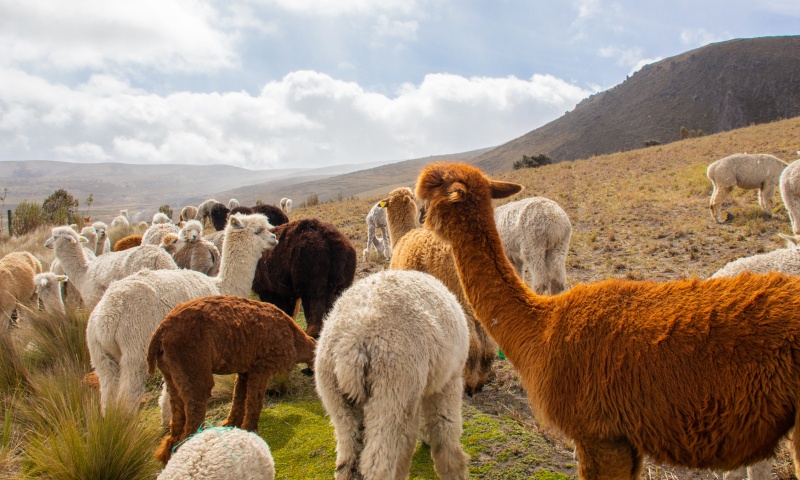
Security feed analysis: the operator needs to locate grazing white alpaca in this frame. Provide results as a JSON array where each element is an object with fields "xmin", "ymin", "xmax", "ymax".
[
  {"xmin": 45, "ymin": 226, "xmax": 177, "ymax": 310},
  {"xmin": 111, "ymin": 209, "xmax": 130, "ymax": 228},
  {"xmin": 157, "ymin": 427, "xmax": 275, "ymax": 480},
  {"xmin": 34, "ymin": 272, "xmax": 69, "ymax": 315},
  {"xmin": 494, "ymin": 196, "xmax": 572, "ymax": 295},
  {"xmin": 780, "ymin": 159, "xmax": 800, "ymax": 234},
  {"xmin": 707, "ymin": 153, "xmax": 788, "ymax": 223},
  {"xmin": 362, "ymin": 201, "xmax": 391, "ymax": 261},
  {"xmin": 86, "ymin": 214, "xmax": 277, "ymax": 419},
  {"xmin": 315, "ymin": 269, "xmax": 470, "ymax": 480},
  {"xmin": 279, "ymin": 197, "xmax": 292, "ymax": 213}
]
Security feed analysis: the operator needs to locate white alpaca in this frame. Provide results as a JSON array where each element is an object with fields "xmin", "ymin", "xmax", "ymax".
[
  {"xmin": 279, "ymin": 197, "xmax": 292, "ymax": 213},
  {"xmin": 711, "ymin": 234, "xmax": 800, "ymax": 278},
  {"xmin": 228, "ymin": 198, "xmax": 240, "ymax": 210},
  {"xmin": 494, "ymin": 196, "xmax": 572, "ymax": 295},
  {"xmin": 111, "ymin": 209, "xmax": 130, "ymax": 228},
  {"xmin": 92, "ymin": 221, "xmax": 112, "ymax": 256},
  {"xmin": 315, "ymin": 269, "xmax": 470, "ymax": 480},
  {"xmin": 157, "ymin": 427, "xmax": 275, "ymax": 480},
  {"xmin": 362, "ymin": 202, "xmax": 391, "ymax": 261},
  {"xmin": 780, "ymin": 160, "xmax": 800, "ymax": 234},
  {"xmin": 34, "ymin": 272, "xmax": 69, "ymax": 315},
  {"xmin": 0, "ymin": 252, "xmax": 43, "ymax": 324},
  {"xmin": 44, "ymin": 226, "xmax": 177, "ymax": 310},
  {"xmin": 152, "ymin": 212, "xmax": 172, "ymax": 225},
  {"xmin": 142, "ymin": 223, "xmax": 180, "ymax": 246},
  {"xmin": 707, "ymin": 153, "xmax": 788, "ymax": 223},
  {"xmin": 86, "ymin": 214, "xmax": 277, "ymax": 419}
]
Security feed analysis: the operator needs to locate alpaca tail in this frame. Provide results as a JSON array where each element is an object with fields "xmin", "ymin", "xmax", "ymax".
[
  {"xmin": 146, "ymin": 327, "xmax": 166, "ymax": 376},
  {"xmin": 333, "ymin": 342, "xmax": 370, "ymax": 405}
]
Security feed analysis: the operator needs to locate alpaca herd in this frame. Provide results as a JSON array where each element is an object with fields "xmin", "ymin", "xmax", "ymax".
[{"xmin": 3, "ymin": 151, "xmax": 800, "ymax": 479}]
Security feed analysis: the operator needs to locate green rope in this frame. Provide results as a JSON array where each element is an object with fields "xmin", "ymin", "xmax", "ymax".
[{"xmin": 170, "ymin": 422, "xmax": 243, "ymax": 469}]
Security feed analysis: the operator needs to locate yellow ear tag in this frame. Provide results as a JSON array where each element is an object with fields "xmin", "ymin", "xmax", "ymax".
[
  {"xmin": 378, "ymin": 201, "xmax": 387, "ymax": 208},
  {"xmin": 230, "ymin": 218, "xmax": 238, "ymax": 226}
]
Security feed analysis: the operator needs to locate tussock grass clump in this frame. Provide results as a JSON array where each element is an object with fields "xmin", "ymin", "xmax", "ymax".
[
  {"xmin": 0, "ymin": 331, "xmax": 29, "ymax": 395},
  {"xmin": 18, "ymin": 308, "xmax": 90, "ymax": 372},
  {"xmin": 21, "ymin": 362, "xmax": 161, "ymax": 480}
]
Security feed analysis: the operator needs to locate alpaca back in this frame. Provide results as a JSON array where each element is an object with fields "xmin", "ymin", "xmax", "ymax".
[
  {"xmin": 316, "ymin": 270, "xmax": 469, "ymax": 405},
  {"xmin": 708, "ymin": 153, "xmax": 787, "ymax": 189},
  {"xmin": 711, "ymin": 245, "xmax": 800, "ymax": 278},
  {"xmin": 142, "ymin": 223, "xmax": 180, "ymax": 245}
]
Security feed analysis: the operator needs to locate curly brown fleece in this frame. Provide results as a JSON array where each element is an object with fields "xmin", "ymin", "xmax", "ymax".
[
  {"xmin": 147, "ymin": 295, "xmax": 316, "ymax": 464},
  {"xmin": 252, "ymin": 218, "xmax": 356, "ymax": 339}
]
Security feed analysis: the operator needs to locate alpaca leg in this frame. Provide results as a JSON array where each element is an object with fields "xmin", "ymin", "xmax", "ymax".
[
  {"xmin": 546, "ymin": 243, "xmax": 569, "ymax": 295},
  {"xmin": 379, "ymin": 226, "xmax": 391, "ymax": 259},
  {"xmin": 363, "ymin": 225, "xmax": 376, "ymax": 260},
  {"xmin": 116, "ymin": 354, "xmax": 150, "ymax": 415},
  {"xmin": 574, "ymin": 438, "xmax": 642, "ymax": 480},
  {"xmin": 324, "ymin": 391, "xmax": 364, "ymax": 480},
  {"xmin": 156, "ymin": 371, "xmax": 185, "ymax": 465},
  {"xmin": 240, "ymin": 372, "xmax": 271, "ymax": 432},
  {"xmin": 222, "ymin": 372, "xmax": 248, "ymax": 428},
  {"xmin": 158, "ymin": 383, "xmax": 172, "ymax": 427},
  {"xmin": 301, "ymin": 296, "xmax": 328, "ymax": 339},
  {"xmin": 421, "ymin": 374, "xmax": 469, "ymax": 480},
  {"xmin": 522, "ymin": 246, "xmax": 549, "ymax": 294},
  {"xmin": 759, "ymin": 183, "xmax": 776, "ymax": 216},
  {"xmin": 360, "ymin": 396, "xmax": 420, "ymax": 480},
  {"xmin": 710, "ymin": 184, "xmax": 732, "ymax": 222},
  {"xmin": 93, "ymin": 354, "xmax": 120, "ymax": 416}
]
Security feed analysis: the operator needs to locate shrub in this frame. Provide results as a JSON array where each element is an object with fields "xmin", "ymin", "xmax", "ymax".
[
  {"xmin": 42, "ymin": 189, "xmax": 80, "ymax": 227},
  {"xmin": 11, "ymin": 201, "xmax": 46, "ymax": 237},
  {"xmin": 513, "ymin": 154, "xmax": 553, "ymax": 170},
  {"xmin": 643, "ymin": 139, "xmax": 661, "ymax": 147},
  {"xmin": 306, "ymin": 193, "xmax": 319, "ymax": 207}
]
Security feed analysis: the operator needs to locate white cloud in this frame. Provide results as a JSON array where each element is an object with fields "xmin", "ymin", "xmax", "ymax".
[
  {"xmin": 373, "ymin": 15, "xmax": 418, "ymax": 42},
  {"xmin": 629, "ymin": 57, "xmax": 662, "ymax": 76},
  {"xmin": 598, "ymin": 45, "xmax": 644, "ymax": 66},
  {"xmin": 680, "ymin": 28, "xmax": 726, "ymax": 48},
  {"xmin": 252, "ymin": 0, "xmax": 421, "ymax": 16},
  {"xmin": 0, "ymin": 67, "xmax": 592, "ymax": 169},
  {"xmin": 0, "ymin": 0, "xmax": 236, "ymax": 72}
]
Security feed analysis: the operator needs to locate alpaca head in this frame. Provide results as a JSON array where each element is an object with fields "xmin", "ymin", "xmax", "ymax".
[
  {"xmin": 415, "ymin": 163, "xmax": 523, "ymax": 242},
  {"xmin": 45, "ymin": 226, "xmax": 88, "ymax": 249},
  {"xmin": 226, "ymin": 213, "xmax": 278, "ymax": 255},
  {"xmin": 119, "ymin": 209, "xmax": 128, "ymax": 218},
  {"xmin": 180, "ymin": 220, "xmax": 203, "ymax": 242},
  {"xmin": 35, "ymin": 272, "xmax": 69, "ymax": 294},
  {"xmin": 92, "ymin": 221, "xmax": 108, "ymax": 239},
  {"xmin": 379, "ymin": 187, "xmax": 415, "ymax": 211},
  {"xmin": 160, "ymin": 232, "xmax": 186, "ymax": 255},
  {"xmin": 80, "ymin": 226, "xmax": 98, "ymax": 247},
  {"xmin": 82, "ymin": 216, "xmax": 91, "ymax": 226}
]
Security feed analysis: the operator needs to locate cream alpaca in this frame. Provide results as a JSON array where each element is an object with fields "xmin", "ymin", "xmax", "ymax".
[
  {"xmin": 0, "ymin": 252, "xmax": 43, "ymax": 324},
  {"xmin": 34, "ymin": 272, "xmax": 69, "ymax": 315},
  {"xmin": 494, "ymin": 196, "xmax": 571, "ymax": 295},
  {"xmin": 381, "ymin": 186, "xmax": 495, "ymax": 395},
  {"xmin": 45, "ymin": 226, "xmax": 177, "ymax": 310},
  {"xmin": 780, "ymin": 159, "xmax": 800, "ymax": 234},
  {"xmin": 111, "ymin": 209, "xmax": 130, "ymax": 228},
  {"xmin": 86, "ymin": 214, "xmax": 277, "ymax": 419},
  {"xmin": 416, "ymin": 162, "xmax": 800, "ymax": 479},
  {"xmin": 142, "ymin": 223, "xmax": 179, "ymax": 245},
  {"xmin": 316, "ymin": 270, "xmax": 470, "ymax": 480},
  {"xmin": 363, "ymin": 201, "xmax": 391, "ymax": 261},
  {"xmin": 92, "ymin": 221, "xmax": 111, "ymax": 255},
  {"xmin": 707, "ymin": 153, "xmax": 788, "ymax": 222}
]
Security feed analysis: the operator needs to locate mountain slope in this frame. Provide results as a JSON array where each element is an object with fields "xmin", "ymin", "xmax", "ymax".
[{"xmin": 475, "ymin": 36, "xmax": 800, "ymax": 173}]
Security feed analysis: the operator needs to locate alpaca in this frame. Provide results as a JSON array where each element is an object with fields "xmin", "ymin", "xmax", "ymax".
[
  {"xmin": 416, "ymin": 162, "xmax": 800, "ymax": 478},
  {"xmin": 382, "ymin": 186, "xmax": 496, "ymax": 395},
  {"xmin": 212, "ymin": 204, "xmax": 288, "ymax": 232},
  {"xmin": 179, "ymin": 205, "xmax": 198, "ymax": 222},
  {"xmin": 152, "ymin": 212, "xmax": 172, "ymax": 225},
  {"xmin": 34, "ymin": 272, "xmax": 69, "ymax": 315},
  {"xmin": 82, "ymin": 216, "xmax": 92, "ymax": 227},
  {"xmin": 780, "ymin": 159, "xmax": 800, "ymax": 234},
  {"xmin": 51, "ymin": 228, "xmax": 97, "ymax": 311},
  {"xmin": 79, "ymin": 225, "xmax": 99, "ymax": 253},
  {"xmin": 111, "ymin": 209, "xmax": 130, "ymax": 228},
  {"xmin": 362, "ymin": 201, "xmax": 391, "ymax": 261},
  {"xmin": 160, "ymin": 229, "xmax": 220, "ymax": 276},
  {"xmin": 148, "ymin": 295, "xmax": 316, "ymax": 463},
  {"xmin": 707, "ymin": 153, "xmax": 788, "ymax": 223},
  {"xmin": 142, "ymin": 223, "xmax": 179, "ymax": 245},
  {"xmin": 228, "ymin": 198, "xmax": 240, "ymax": 210},
  {"xmin": 315, "ymin": 270, "xmax": 470, "ymax": 480},
  {"xmin": 0, "ymin": 251, "xmax": 43, "ymax": 324},
  {"xmin": 711, "ymin": 233, "xmax": 800, "ymax": 278},
  {"xmin": 494, "ymin": 196, "xmax": 572, "ymax": 295},
  {"xmin": 252, "ymin": 218, "xmax": 356, "ymax": 340},
  {"xmin": 113, "ymin": 234, "xmax": 143, "ymax": 252},
  {"xmin": 280, "ymin": 197, "xmax": 292, "ymax": 213},
  {"xmin": 86, "ymin": 214, "xmax": 277, "ymax": 419},
  {"xmin": 197, "ymin": 199, "xmax": 221, "ymax": 227},
  {"xmin": 92, "ymin": 221, "xmax": 111, "ymax": 255},
  {"xmin": 156, "ymin": 427, "xmax": 275, "ymax": 480},
  {"xmin": 45, "ymin": 226, "xmax": 177, "ymax": 310}
]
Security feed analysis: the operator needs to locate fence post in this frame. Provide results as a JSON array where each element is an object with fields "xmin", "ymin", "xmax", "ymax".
[{"xmin": 6, "ymin": 210, "xmax": 10, "ymax": 237}]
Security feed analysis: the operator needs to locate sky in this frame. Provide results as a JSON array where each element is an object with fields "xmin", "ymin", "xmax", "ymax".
[{"xmin": 0, "ymin": 1, "xmax": 797, "ymax": 170}]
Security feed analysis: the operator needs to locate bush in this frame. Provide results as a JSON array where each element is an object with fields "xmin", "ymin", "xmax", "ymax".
[
  {"xmin": 306, "ymin": 194, "xmax": 319, "ymax": 207},
  {"xmin": 643, "ymin": 139, "xmax": 661, "ymax": 147},
  {"xmin": 11, "ymin": 201, "xmax": 46, "ymax": 237},
  {"xmin": 513, "ymin": 154, "xmax": 553, "ymax": 170},
  {"xmin": 42, "ymin": 189, "xmax": 80, "ymax": 226}
]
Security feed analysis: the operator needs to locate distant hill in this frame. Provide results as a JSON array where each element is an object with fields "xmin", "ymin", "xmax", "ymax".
[{"xmin": 474, "ymin": 36, "xmax": 800, "ymax": 173}]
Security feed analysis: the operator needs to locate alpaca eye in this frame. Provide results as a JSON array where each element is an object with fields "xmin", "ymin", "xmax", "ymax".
[{"xmin": 254, "ymin": 228, "xmax": 264, "ymax": 235}]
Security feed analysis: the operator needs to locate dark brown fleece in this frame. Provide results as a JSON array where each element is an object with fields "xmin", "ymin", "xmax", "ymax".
[
  {"xmin": 147, "ymin": 294, "xmax": 316, "ymax": 464},
  {"xmin": 211, "ymin": 204, "xmax": 289, "ymax": 231},
  {"xmin": 252, "ymin": 218, "xmax": 356, "ymax": 339}
]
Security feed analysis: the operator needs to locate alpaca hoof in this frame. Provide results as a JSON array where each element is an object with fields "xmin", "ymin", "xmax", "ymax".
[
  {"xmin": 301, "ymin": 367, "xmax": 314, "ymax": 376},
  {"xmin": 464, "ymin": 386, "xmax": 474, "ymax": 397}
]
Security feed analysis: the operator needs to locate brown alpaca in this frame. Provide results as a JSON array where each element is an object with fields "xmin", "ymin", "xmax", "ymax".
[
  {"xmin": 147, "ymin": 295, "xmax": 316, "ymax": 464},
  {"xmin": 82, "ymin": 216, "xmax": 92, "ymax": 227},
  {"xmin": 415, "ymin": 162, "xmax": 800, "ymax": 479},
  {"xmin": 113, "ymin": 234, "xmax": 143, "ymax": 252},
  {"xmin": 381, "ymin": 187, "xmax": 496, "ymax": 395}
]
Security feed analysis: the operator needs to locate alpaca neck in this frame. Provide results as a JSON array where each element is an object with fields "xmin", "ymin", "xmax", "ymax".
[
  {"xmin": 448, "ymin": 216, "xmax": 547, "ymax": 369},
  {"xmin": 387, "ymin": 210, "xmax": 416, "ymax": 248},
  {"xmin": 213, "ymin": 238, "xmax": 260, "ymax": 297},
  {"xmin": 54, "ymin": 242, "xmax": 89, "ymax": 292}
]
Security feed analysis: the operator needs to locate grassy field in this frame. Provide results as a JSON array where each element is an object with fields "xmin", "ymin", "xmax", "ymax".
[{"xmin": 1, "ymin": 116, "xmax": 799, "ymax": 479}]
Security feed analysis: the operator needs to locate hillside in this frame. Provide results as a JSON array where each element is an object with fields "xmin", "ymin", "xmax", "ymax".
[{"xmin": 475, "ymin": 35, "xmax": 800, "ymax": 173}]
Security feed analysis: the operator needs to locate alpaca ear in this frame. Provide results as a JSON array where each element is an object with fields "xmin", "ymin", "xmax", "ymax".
[
  {"xmin": 779, "ymin": 233, "xmax": 800, "ymax": 247},
  {"xmin": 78, "ymin": 236, "xmax": 89, "ymax": 243},
  {"xmin": 378, "ymin": 200, "xmax": 388, "ymax": 208},
  {"xmin": 57, "ymin": 275, "xmax": 69, "ymax": 282},
  {"xmin": 448, "ymin": 182, "xmax": 467, "ymax": 203},
  {"xmin": 489, "ymin": 180, "xmax": 524, "ymax": 199}
]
